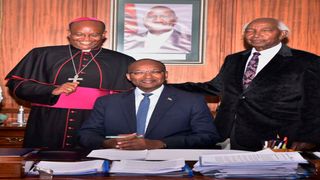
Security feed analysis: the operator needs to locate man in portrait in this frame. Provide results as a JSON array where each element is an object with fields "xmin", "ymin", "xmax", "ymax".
[{"xmin": 124, "ymin": 5, "xmax": 192, "ymax": 54}]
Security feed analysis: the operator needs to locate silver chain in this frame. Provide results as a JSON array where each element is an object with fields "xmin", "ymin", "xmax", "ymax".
[{"xmin": 68, "ymin": 44, "xmax": 102, "ymax": 77}]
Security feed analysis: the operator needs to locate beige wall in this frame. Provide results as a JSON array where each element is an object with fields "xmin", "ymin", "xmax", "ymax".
[{"xmin": 0, "ymin": 0, "xmax": 319, "ymax": 112}]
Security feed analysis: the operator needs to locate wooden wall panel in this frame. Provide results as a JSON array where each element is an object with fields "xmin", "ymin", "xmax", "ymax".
[{"xmin": 0, "ymin": 0, "xmax": 319, "ymax": 112}]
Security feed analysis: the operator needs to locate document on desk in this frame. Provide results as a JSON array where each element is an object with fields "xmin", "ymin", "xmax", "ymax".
[
  {"xmin": 87, "ymin": 149, "xmax": 247, "ymax": 161},
  {"xmin": 87, "ymin": 149, "xmax": 148, "ymax": 160},
  {"xmin": 110, "ymin": 159, "xmax": 185, "ymax": 174},
  {"xmin": 145, "ymin": 149, "xmax": 247, "ymax": 161},
  {"xmin": 109, "ymin": 158, "xmax": 194, "ymax": 177},
  {"xmin": 29, "ymin": 160, "xmax": 108, "ymax": 175},
  {"xmin": 200, "ymin": 151, "xmax": 307, "ymax": 166},
  {"xmin": 194, "ymin": 150, "xmax": 310, "ymax": 179}
]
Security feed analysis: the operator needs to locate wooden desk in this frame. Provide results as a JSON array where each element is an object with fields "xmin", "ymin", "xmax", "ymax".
[
  {"xmin": 0, "ymin": 124, "xmax": 25, "ymax": 147},
  {"xmin": 22, "ymin": 175, "xmax": 215, "ymax": 179},
  {"xmin": 2, "ymin": 149, "xmax": 320, "ymax": 180},
  {"xmin": 22, "ymin": 150, "xmax": 320, "ymax": 179}
]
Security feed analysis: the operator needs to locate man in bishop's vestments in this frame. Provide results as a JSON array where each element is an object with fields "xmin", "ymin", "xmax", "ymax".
[{"xmin": 5, "ymin": 17, "xmax": 135, "ymax": 149}]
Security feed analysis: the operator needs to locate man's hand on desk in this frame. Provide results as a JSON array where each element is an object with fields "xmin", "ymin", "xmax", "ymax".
[
  {"xmin": 102, "ymin": 133, "xmax": 166, "ymax": 150},
  {"xmin": 291, "ymin": 142, "xmax": 317, "ymax": 151}
]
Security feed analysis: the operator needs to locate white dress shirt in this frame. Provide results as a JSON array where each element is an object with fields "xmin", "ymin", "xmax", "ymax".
[
  {"xmin": 135, "ymin": 85, "xmax": 164, "ymax": 132},
  {"xmin": 246, "ymin": 43, "xmax": 282, "ymax": 74}
]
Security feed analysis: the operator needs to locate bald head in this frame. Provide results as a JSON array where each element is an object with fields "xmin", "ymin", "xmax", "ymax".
[
  {"xmin": 69, "ymin": 17, "xmax": 106, "ymax": 32},
  {"xmin": 128, "ymin": 59, "xmax": 166, "ymax": 73}
]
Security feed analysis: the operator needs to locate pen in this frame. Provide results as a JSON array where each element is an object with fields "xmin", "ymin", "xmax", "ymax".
[
  {"xmin": 105, "ymin": 136, "xmax": 123, "ymax": 139},
  {"xmin": 105, "ymin": 134, "xmax": 144, "ymax": 139},
  {"xmin": 276, "ymin": 141, "xmax": 283, "ymax": 149},
  {"xmin": 271, "ymin": 140, "xmax": 277, "ymax": 149},
  {"xmin": 263, "ymin": 141, "xmax": 268, "ymax": 149},
  {"xmin": 282, "ymin": 137, "xmax": 288, "ymax": 149}
]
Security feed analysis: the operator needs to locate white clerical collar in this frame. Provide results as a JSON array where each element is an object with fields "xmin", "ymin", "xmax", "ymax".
[{"xmin": 82, "ymin": 49, "xmax": 91, "ymax": 52}]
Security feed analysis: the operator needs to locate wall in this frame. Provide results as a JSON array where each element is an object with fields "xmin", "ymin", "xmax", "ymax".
[{"xmin": 0, "ymin": 0, "xmax": 319, "ymax": 113}]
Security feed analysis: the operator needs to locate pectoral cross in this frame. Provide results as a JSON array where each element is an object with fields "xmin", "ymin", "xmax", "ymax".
[{"xmin": 68, "ymin": 74, "xmax": 83, "ymax": 82}]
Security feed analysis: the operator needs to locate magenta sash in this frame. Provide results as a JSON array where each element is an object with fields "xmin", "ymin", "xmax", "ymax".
[{"xmin": 32, "ymin": 87, "xmax": 117, "ymax": 110}]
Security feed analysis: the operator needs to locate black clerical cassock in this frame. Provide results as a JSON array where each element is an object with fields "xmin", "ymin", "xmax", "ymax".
[{"xmin": 5, "ymin": 45, "xmax": 135, "ymax": 149}]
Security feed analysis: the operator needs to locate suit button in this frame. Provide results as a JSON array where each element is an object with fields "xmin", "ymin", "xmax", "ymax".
[{"xmin": 240, "ymin": 96, "xmax": 245, "ymax": 99}]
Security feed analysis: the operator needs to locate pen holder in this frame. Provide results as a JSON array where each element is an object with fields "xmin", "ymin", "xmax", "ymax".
[{"xmin": 272, "ymin": 149, "xmax": 295, "ymax": 152}]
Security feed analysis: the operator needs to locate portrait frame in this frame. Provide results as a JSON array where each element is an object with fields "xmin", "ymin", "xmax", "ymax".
[{"xmin": 112, "ymin": 0, "xmax": 206, "ymax": 64}]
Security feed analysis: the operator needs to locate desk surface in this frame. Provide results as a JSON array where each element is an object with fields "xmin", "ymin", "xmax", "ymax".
[{"xmin": 4, "ymin": 149, "xmax": 320, "ymax": 180}]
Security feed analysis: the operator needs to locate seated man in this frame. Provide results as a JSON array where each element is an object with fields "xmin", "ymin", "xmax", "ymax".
[{"xmin": 78, "ymin": 59, "xmax": 220, "ymax": 150}]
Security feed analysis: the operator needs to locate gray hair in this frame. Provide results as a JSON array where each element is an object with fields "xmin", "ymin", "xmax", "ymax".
[{"xmin": 242, "ymin": 18, "xmax": 290, "ymax": 35}]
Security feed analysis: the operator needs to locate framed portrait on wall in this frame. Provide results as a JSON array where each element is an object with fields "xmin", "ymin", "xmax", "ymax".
[{"xmin": 112, "ymin": 0, "xmax": 206, "ymax": 64}]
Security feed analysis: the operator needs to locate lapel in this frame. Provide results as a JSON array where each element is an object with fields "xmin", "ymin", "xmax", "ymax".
[
  {"xmin": 144, "ymin": 86, "xmax": 176, "ymax": 136},
  {"xmin": 242, "ymin": 45, "xmax": 293, "ymax": 93},
  {"xmin": 119, "ymin": 90, "xmax": 136, "ymax": 132},
  {"xmin": 236, "ymin": 50, "xmax": 251, "ymax": 91}
]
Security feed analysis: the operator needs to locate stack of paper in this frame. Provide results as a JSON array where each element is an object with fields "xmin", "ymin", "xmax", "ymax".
[
  {"xmin": 29, "ymin": 160, "xmax": 108, "ymax": 175},
  {"xmin": 109, "ymin": 159, "xmax": 193, "ymax": 177},
  {"xmin": 87, "ymin": 149, "xmax": 247, "ymax": 161},
  {"xmin": 194, "ymin": 150, "xmax": 310, "ymax": 179}
]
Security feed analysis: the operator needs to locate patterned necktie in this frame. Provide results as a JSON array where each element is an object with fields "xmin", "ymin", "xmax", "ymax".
[
  {"xmin": 242, "ymin": 52, "xmax": 261, "ymax": 89},
  {"xmin": 136, "ymin": 93, "xmax": 153, "ymax": 136}
]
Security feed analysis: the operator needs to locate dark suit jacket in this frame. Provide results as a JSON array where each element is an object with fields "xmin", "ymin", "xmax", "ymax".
[
  {"xmin": 124, "ymin": 30, "xmax": 191, "ymax": 53},
  {"xmin": 78, "ymin": 86, "xmax": 220, "ymax": 149},
  {"xmin": 174, "ymin": 45, "xmax": 320, "ymax": 151}
]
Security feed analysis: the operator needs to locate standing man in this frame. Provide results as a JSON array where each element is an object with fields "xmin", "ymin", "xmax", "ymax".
[
  {"xmin": 124, "ymin": 5, "xmax": 191, "ymax": 54},
  {"xmin": 5, "ymin": 17, "xmax": 135, "ymax": 149},
  {"xmin": 79, "ymin": 59, "xmax": 220, "ymax": 150},
  {"xmin": 174, "ymin": 18, "xmax": 320, "ymax": 151}
]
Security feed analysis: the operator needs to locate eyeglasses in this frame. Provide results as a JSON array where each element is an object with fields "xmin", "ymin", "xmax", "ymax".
[{"xmin": 129, "ymin": 70, "xmax": 164, "ymax": 76}]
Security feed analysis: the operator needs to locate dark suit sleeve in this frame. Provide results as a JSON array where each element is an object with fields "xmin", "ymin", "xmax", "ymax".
[
  {"xmin": 6, "ymin": 79, "xmax": 59, "ymax": 105},
  {"xmin": 161, "ymin": 95, "xmax": 221, "ymax": 149},
  {"xmin": 170, "ymin": 56, "xmax": 233, "ymax": 97},
  {"xmin": 296, "ymin": 58, "xmax": 320, "ymax": 144},
  {"xmin": 5, "ymin": 49, "xmax": 59, "ymax": 104},
  {"xmin": 78, "ymin": 97, "xmax": 106, "ymax": 149}
]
